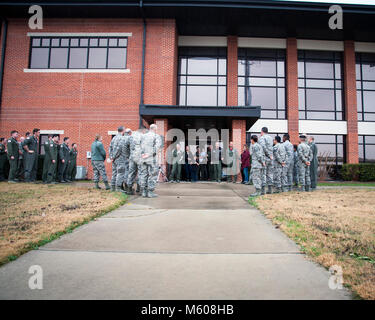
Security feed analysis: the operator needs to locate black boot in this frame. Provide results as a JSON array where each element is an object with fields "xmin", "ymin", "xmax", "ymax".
[{"xmin": 95, "ymin": 181, "xmax": 101, "ymax": 189}]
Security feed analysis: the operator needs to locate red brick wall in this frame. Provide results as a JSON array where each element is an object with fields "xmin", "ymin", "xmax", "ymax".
[
  {"xmin": 0, "ymin": 18, "xmax": 178, "ymax": 178},
  {"xmin": 286, "ymin": 38, "xmax": 299, "ymax": 144},
  {"xmin": 232, "ymin": 119, "xmax": 246, "ymax": 181},
  {"xmin": 227, "ymin": 35, "xmax": 238, "ymax": 106},
  {"xmin": 343, "ymin": 40, "xmax": 359, "ymax": 164}
]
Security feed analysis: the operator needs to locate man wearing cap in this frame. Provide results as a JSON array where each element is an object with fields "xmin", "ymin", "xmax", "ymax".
[
  {"xmin": 258, "ymin": 127, "xmax": 274, "ymax": 194},
  {"xmin": 297, "ymin": 134, "xmax": 313, "ymax": 192}
]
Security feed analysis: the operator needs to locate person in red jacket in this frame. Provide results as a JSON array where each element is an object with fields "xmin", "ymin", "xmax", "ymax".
[{"xmin": 241, "ymin": 144, "xmax": 250, "ymax": 184}]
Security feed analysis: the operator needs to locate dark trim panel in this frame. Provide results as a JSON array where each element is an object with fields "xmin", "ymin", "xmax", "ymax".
[{"xmin": 140, "ymin": 104, "xmax": 261, "ymax": 128}]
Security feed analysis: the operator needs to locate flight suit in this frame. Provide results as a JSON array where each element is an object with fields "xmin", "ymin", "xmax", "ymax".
[
  {"xmin": 42, "ymin": 138, "xmax": 52, "ymax": 182},
  {"xmin": 23, "ymin": 135, "xmax": 39, "ymax": 182},
  {"xmin": 67, "ymin": 148, "xmax": 78, "ymax": 181},
  {"xmin": 0, "ymin": 143, "xmax": 7, "ymax": 181},
  {"xmin": 7, "ymin": 137, "xmax": 19, "ymax": 182},
  {"xmin": 47, "ymin": 141, "xmax": 59, "ymax": 184},
  {"xmin": 58, "ymin": 142, "xmax": 70, "ymax": 182}
]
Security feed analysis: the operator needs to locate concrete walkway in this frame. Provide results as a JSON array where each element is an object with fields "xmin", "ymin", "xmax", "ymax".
[{"xmin": 0, "ymin": 182, "xmax": 351, "ymax": 299}]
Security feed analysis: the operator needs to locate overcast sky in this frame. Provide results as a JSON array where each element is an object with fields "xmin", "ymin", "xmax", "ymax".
[{"xmin": 277, "ymin": 0, "xmax": 375, "ymax": 5}]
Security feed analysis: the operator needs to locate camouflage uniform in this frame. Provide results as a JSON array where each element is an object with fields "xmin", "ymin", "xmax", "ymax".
[
  {"xmin": 139, "ymin": 130, "xmax": 162, "ymax": 196},
  {"xmin": 259, "ymin": 134, "xmax": 274, "ymax": 192},
  {"xmin": 127, "ymin": 130, "xmax": 143, "ymax": 191},
  {"xmin": 293, "ymin": 150, "xmax": 299, "ymax": 186},
  {"xmin": 272, "ymin": 143, "xmax": 286, "ymax": 192},
  {"xmin": 109, "ymin": 134, "xmax": 130, "ymax": 190},
  {"xmin": 282, "ymin": 140, "xmax": 294, "ymax": 191},
  {"xmin": 297, "ymin": 142, "xmax": 313, "ymax": 191},
  {"xmin": 250, "ymin": 142, "xmax": 265, "ymax": 195}
]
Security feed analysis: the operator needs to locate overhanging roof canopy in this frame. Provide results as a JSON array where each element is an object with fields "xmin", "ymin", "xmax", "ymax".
[{"xmin": 0, "ymin": 0, "xmax": 374, "ymax": 41}]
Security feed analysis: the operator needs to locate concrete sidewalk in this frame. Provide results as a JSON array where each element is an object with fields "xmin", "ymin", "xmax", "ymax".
[{"xmin": 0, "ymin": 182, "xmax": 351, "ymax": 299}]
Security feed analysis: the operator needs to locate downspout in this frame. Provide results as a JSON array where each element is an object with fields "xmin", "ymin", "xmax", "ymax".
[
  {"xmin": 139, "ymin": 0, "xmax": 147, "ymax": 128},
  {"xmin": 0, "ymin": 18, "xmax": 8, "ymax": 109}
]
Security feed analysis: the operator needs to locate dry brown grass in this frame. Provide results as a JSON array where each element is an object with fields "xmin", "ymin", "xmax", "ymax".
[
  {"xmin": 0, "ymin": 182, "xmax": 127, "ymax": 265},
  {"xmin": 255, "ymin": 189, "xmax": 375, "ymax": 300}
]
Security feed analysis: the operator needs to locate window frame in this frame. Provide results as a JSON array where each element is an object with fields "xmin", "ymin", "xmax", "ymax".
[
  {"xmin": 356, "ymin": 53, "xmax": 375, "ymax": 122},
  {"xmin": 298, "ymin": 50, "xmax": 344, "ymax": 121},
  {"xmin": 29, "ymin": 36, "xmax": 128, "ymax": 70},
  {"xmin": 177, "ymin": 47, "xmax": 227, "ymax": 107},
  {"xmin": 359, "ymin": 135, "xmax": 375, "ymax": 163},
  {"xmin": 238, "ymin": 48, "xmax": 286, "ymax": 120},
  {"xmin": 308, "ymin": 134, "xmax": 346, "ymax": 166}
]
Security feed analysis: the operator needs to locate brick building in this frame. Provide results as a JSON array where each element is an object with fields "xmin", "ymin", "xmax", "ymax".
[{"xmin": 0, "ymin": 0, "xmax": 374, "ymax": 179}]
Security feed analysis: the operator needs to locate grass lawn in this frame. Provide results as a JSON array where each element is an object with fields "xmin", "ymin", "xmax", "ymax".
[
  {"xmin": 318, "ymin": 182, "xmax": 375, "ymax": 187},
  {"xmin": 251, "ymin": 189, "xmax": 375, "ymax": 300},
  {"xmin": 0, "ymin": 182, "xmax": 127, "ymax": 266}
]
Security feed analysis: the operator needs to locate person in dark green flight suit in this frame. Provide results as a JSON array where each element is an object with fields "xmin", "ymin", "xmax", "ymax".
[
  {"xmin": 23, "ymin": 128, "xmax": 40, "ymax": 182},
  {"xmin": 42, "ymin": 135, "xmax": 52, "ymax": 183},
  {"xmin": 67, "ymin": 143, "xmax": 78, "ymax": 182},
  {"xmin": 7, "ymin": 130, "xmax": 20, "ymax": 183},
  {"xmin": 0, "ymin": 138, "xmax": 8, "ymax": 182},
  {"xmin": 58, "ymin": 137, "xmax": 70, "ymax": 183},
  {"xmin": 47, "ymin": 134, "xmax": 59, "ymax": 184}
]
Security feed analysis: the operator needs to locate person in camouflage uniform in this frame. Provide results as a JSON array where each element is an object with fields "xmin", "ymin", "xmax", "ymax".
[
  {"xmin": 308, "ymin": 136, "xmax": 318, "ymax": 191},
  {"xmin": 250, "ymin": 135, "xmax": 265, "ymax": 197},
  {"xmin": 258, "ymin": 127, "xmax": 274, "ymax": 194},
  {"xmin": 297, "ymin": 134, "xmax": 313, "ymax": 192},
  {"xmin": 124, "ymin": 128, "xmax": 132, "ymax": 187},
  {"xmin": 91, "ymin": 134, "xmax": 110, "ymax": 190},
  {"xmin": 67, "ymin": 143, "xmax": 78, "ymax": 182},
  {"xmin": 23, "ymin": 128, "xmax": 40, "ymax": 182},
  {"xmin": 272, "ymin": 136, "xmax": 286, "ymax": 193},
  {"xmin": 126, "ymin": 127, "xmax": 146, "ymax": 195},
  {"xmin": 293, "ymin": 144, "xmax": 299, "ymax": 189},
  {"xmin": 46, "ymin": 134, "xmax": 59, "ymax": 184},
  {"xmin": 139, "ymin": 124, "xmax": 162, "ymax": 198},
  {"xmin": 282, "ymin": 133, "xmax": 294, "ymax": 192},
  {"xmin": 42, "ymin": 135, "xmax": 52, "ymax": 183},
  {"xmin": 169, "ymin": 143, "xmax": 184, "ymax": 183},
  {"xmin": 6, "ymin": 131, "xmax": 20, "ymax": 183},
  {"xmin": 109, "ymin": 126, "xmax": 125, "ymax": 192}
]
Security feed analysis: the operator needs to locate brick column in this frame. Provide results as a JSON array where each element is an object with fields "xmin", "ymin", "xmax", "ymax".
[
  {"xmin": 227, "ymin": 36, "xmax": 238, "ymax": 106},
  {"xmin": 343, "ymin": 40, "xmax": 359, "ymax": 164},
  {"xmin": 286, "ymin": 38, "xmax": 299, "ymax": 144},
  {"xmin": 232, "ymin": 119, "xmax": 246, "ymax": 182},
  {"xmin": 155, "ymin": 118, "xmax": 169, "ymax": 181}
]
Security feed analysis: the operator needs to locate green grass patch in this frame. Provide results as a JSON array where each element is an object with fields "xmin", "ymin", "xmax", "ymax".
[{"xmin": 318, "ymin": 182, "xmax": 375, "ymax": 187}]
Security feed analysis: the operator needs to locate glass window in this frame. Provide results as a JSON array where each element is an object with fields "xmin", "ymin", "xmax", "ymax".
[
  {"xmin": 178, "ymin": 47, "xmax": 227, "ymax": 106},
  {"xmin": 238, "ymin": 48, "xmax": 286, "ymax": 119},
  {"xmin": 359, "ymin": 135, "xmax": 375, "ymax": 163},
  {"xmin": 356, "ymin": 53, "xmax": 375, "ymax": 121},
  {"xmin": 29, "ymin": 36, "xmax": 128, "ymax": 69},
  {"xmin": 30, "ymin": 48, "xmax": 49, "ymax": 68},
  {"xmin": 298, "ymin": 50, "xmax": 343, "ymax": 120},
  {"xmin": 308, "ymin": 134, "xmax": 345, "ymax": 166}
]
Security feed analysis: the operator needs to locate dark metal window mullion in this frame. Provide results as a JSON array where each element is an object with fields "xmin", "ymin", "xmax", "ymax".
[
  {"xmin": 67, "ymin": 38, "xmax": 71, "ymax": 69},
  {"xmin": 106, "ymin": 37, "xmax": 109, "ymax": 69}
]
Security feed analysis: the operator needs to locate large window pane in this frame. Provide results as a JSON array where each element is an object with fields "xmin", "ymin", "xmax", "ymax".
[
  {"xmin": 249, "ymin": 87, "xmax": 277, "ymax": 109},
  {"xmin": 363, "ymin": 91, "xmax": 375, "ymax": 112},
  {"xmin": 305, "ymin": 62, "xmax": 334, "ymax": 79},
  {"xmin": 306, "ymin": 89, "xmax": 335, "ymax": 111},
  {"xmin": 187, "ymin": 57, "xmax": 217, "ymax": 75},
  {"xmin": 69, "ymin": 48, "xmax": 87, "ymax": 68},
  {"xmin": 248, "ymin": 60, "xmax": 276, "ymax": 77},
  {"xmin": 362, "ymin": 63, "xmax": 375, "ymax": 81},
  {"xmin": 50, "ymin": 48, "xmax": 68, "ymax": 68},
  {"xmin": 30, "ymin": 48, "xmax": 49, "ymax": 68},
  {"xmin": 88, "ymin": 48, "xmax": 106, "ymax": 68},
  {"xmin": 186, "ymin": 86, "xmax": 217, "ymax": 106},
  {"xmin": 108, "ymin": 48, "xmax": 126, "ymax": 68}
]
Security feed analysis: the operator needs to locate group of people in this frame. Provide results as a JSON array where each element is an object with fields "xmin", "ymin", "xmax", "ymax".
[
  {"xmin": 249, "ymin": 127, "xmax": 318, "ymax": 196},
  {"xmin": 0, "ymin": 128, "xmax": 78, "ymax": 184},
  {"xmin": 90, "ymin": 124, "xmax": 162, "ymax": 198},
  {"xmin": 168, "ymin": 141, "xmax": 242, "ymax": 183}
]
